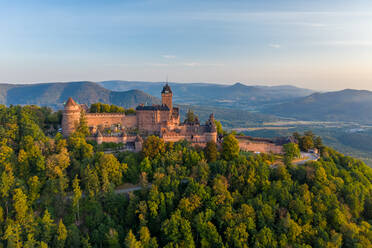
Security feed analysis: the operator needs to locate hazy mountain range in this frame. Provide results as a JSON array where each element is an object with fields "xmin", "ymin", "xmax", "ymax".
[
  {"xmin": 0, "ymin": 81, "xmax": 159, "ymax": 109},
  {"xmin": 262, "ymin": 89, "xmax": 372, "ymax": 122},
  {"xmin": 2, "ymin": 80, "xmax": 372, "ymax": 124},
  {"xmin": 99, "ymin": 80, "xmax": 315, "ymax": 109}
]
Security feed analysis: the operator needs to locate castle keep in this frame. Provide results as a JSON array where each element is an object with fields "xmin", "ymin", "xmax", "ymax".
[{"xmin": 62, "ymin": 84, "xmax": 217, "ymax": 150}]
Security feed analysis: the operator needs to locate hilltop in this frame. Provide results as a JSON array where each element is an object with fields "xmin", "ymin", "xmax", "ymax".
[{"xmin": 0, "ymin": 104, "xmax": 371, "ymax": 247}]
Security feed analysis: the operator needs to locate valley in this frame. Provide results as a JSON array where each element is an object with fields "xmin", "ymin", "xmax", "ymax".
[{"xmin": 235, "ymin": 121, "xmax": 372, "ymax": 166}]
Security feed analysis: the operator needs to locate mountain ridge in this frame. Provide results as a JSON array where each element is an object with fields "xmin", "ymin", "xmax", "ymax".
[
  {"xmin": 0, "ymin": 81, "xmax": 160, "ymax": 109},
  {"xmin": 99, "ymin": 80, "xmax": 315, "ymax": 109},
  {"xmin": 262, "ymin": 88, "xmax": 372, "ymax": 122},
  {"xmin": 4, "ymin": 80, "xmax": 372, "ymax": 123}
]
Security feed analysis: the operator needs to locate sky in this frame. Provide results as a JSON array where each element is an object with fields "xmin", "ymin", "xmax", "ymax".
[{"xmin": 1, "ymin": 0, "xmax": 372, "ymax": 91}]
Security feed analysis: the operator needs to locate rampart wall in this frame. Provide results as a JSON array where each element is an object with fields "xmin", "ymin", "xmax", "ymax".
[
  {"xmin": 85, "ymin": 113, "xmax": 137, "ymax": 129},
  {"xmin": 86, "ymin": 135, "xmax": 137, "ymax": 144},
  {"xmin": 123, "ymin": 115, "xmax": 137, "ymax": 128},
  {"xmin": 163, "ymin": 133, "xmax": 216, "ymax": 143},
  {"xmin": 237, "ymin": 138, "xmax": 284, "ymax": 154}
]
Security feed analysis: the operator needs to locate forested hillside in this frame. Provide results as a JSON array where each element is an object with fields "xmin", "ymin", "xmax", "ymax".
[{"xmin": 0, "ymin": 104, "xmax": 371, "ymax": 247}]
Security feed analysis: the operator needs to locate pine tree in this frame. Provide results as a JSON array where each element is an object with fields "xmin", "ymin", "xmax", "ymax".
[
  {"xmin": 222, "ymin": 134, "xmax": 239, "ymax": 160},
  {"xmin": 204, "ymin": 141, "xmax": 218, "ymax": 162},
  {"xmin": 56, "ymin": 219, "xmax": 67, "ymax": 248},
  {"xmin": 41, "ymin": 209, "xmax": 55, "ymax": 245},
  {"xmin": 3, "ymin": 222, "xmax": 23, "ymax": 248},
  {"xmin": 77, "ymin": 110, "xmax": 90, "ymax": 137},
  {"xmin": 72, "ymin": 175, "xmax": 82, "ymax": 222},
  {"xmin": 125, "ymin": 230, "xmax": 141, "ymax": 248},
  {"xmin": 13, "ymin": 188, "xmax": 28, "ymax": 224}
]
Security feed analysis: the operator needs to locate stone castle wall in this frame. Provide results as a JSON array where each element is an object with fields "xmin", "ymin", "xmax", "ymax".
[
  {"xmin": 123, "ymin": 115, "xmax": 137, "ymax": 128},
  {"xmin": 162, "ymin": 131, "xmax": 216, "ymax": 144},
  {"xmin": 85, "ymin": 113, "xmax": 137, "ymax": 129},
  {"xmin": 85, "ymin": 113, "xmax": 124, "ymax": 128},
  {"xmin": 237, "ymin": 138, "xmax": 284, "ymax": 154},
  {"xmin": 87, "ymin": 135, "xmax": 137, "ymax": 144}
]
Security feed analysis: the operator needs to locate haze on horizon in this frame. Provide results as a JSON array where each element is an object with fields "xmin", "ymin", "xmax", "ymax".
[{"xmin": 1, "ymin": 0, "xmax": 372, "ymax": 91}]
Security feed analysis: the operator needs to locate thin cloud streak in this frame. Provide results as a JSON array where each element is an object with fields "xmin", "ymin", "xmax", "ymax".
[
  {"xmin": 162, "ymin": 55, "xmax": 176, "ymax": 59},
  {"xmin": 316, "ymin": 41, "xmax": 372, "ymax": 47},
  {"xmin": 145, "ymin": 62, "xmax": 224, "ymax": 67},
  {"xmin": 269, "ymin": 44, "xmax": 281, "ymax": 48}
]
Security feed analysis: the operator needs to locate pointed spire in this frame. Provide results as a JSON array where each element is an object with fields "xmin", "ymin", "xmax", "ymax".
[
  {"xmin": 209, "ymin": 113, "xmax": 215, "ymax": 121},
  {"xmin": 162, "ymin": 82, "xmax": 172, "ymax": 94},
  {"xmin": 135, "ymin": 135, "xmax": 143, "ymax": 143},
  {"xmin": 65, "ymin": 97, "xmax": 77, "ymax": 107}
]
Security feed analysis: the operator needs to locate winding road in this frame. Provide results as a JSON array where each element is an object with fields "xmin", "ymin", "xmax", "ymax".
[{"xmin": 294, "ymin": 152, "xmax": 320, "ymax": 165}]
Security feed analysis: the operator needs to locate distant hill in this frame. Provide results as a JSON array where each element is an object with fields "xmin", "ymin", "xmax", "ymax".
[
  {"xmin": 5, "ymin": 81, "xmax": 372, "ymax": 124},
  {"xmin": 0, "ymin": 81, "xmax": 159, "ymax": 109},
  {"xmin": 263, "ymin": 89, "xmax": 372, "ymax": 122},
  {"xmin": 0, "ymin": 81, "xmax": 280, "ymax": 126},
  {"xmin": 99, "ymin": 81, "xmax": 315, "ymax": 110}
]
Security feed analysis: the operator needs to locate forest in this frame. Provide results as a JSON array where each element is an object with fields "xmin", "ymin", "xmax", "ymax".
[{"xmin": 0, "ymin": 104, "xmax": 371, "ymax": 247}]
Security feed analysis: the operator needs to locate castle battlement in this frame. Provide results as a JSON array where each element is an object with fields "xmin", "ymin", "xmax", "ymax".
[
  {"xmin": 62, "ymin": 83, "xmax": 217, "ymax": 149},
  {"xmin": 86, "ymin": 113, "xmax": 126, "ymax": 117}
]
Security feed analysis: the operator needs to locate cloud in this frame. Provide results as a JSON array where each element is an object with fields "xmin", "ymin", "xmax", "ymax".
[
  {"xmin": 269, "ymin": 44, "xmax": 281, "ymax": 48},
  {"xmin": 181, "ymin": 62, "xmax": 224, "ymax": 67},
  {"xmin": 146, "ymin": 63, "xmax": 170, "ymax": 67},
  {"xmin": 162, "ymin": 55, "xmax": 176, "ymax": 59},
  {"xmin": 293, "ymin": 22, "xmax": 327, "ymax": 28},
  {"xmin": 145, "ymin": 62, "xmax": 224, "ymax": 67}
]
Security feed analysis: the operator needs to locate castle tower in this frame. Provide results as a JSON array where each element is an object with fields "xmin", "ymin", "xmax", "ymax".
[
  {"xmin": 206, "ymin": 113, "xmax": 218, "ymax": 142},
  {"xmin": 61, "ymin": 97, "xmax": 81, "ymax": 137},
  {"xmin": 134, "ymin": 135, "xmax": 143, "ymax": 152},
  {"xmin": 161, "ymin": 83, "xmax": 173, "ymax": 114}
]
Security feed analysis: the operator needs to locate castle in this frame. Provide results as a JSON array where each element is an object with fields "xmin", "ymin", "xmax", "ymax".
[{"xmin": 62, "ymin": 84, "xmax": 217, "ymax": 151}]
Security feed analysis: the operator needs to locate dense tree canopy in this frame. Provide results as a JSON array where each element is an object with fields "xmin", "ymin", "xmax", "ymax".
[
  {"xmin": 0, "ymin": 104, "xmax": 371, "ymax": 247},
  {"xmin": 222, "ymin": 134, "xmax": 240, "ymax": 160},
  {"xmin": 89, "ymin": 102, "xmax": 135, "ymax": 115}
]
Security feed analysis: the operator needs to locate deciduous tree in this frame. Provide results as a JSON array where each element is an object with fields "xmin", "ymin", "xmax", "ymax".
[
  {"xmin": 143, "ymin": 136, "xmax": 165, "ymax": 159},
  {"xmin": 222, "ymin": 134, "xmax": 239, "ymax": 160}
]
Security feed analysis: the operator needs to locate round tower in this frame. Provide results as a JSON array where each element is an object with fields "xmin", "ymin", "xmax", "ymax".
[
  {"xmin": 61, "ymin": 97, "xmax": 81, "ymax": 136},
  {"xmin": 206, "ymin": 113, "xmax": 217, "ymax": 142}
]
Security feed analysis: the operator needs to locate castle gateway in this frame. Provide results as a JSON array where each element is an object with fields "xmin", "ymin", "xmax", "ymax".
[{"xmin": 62, "ymin": 84, "xmax": 217, "ymax": 150}]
